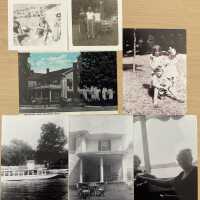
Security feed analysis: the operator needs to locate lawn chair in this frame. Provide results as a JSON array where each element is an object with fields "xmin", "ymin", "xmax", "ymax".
[
  {"xmin": 95, "ymin": 183, "xmax": 105, "ymax": 197},
  {"xmin": 78, "ymin": 183, "xmax": 91, "ymax": 200}
]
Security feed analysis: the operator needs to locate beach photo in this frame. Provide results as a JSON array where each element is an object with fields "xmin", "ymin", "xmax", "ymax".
[
  {"xmin": 1, "ymin": 115, "xmax": 69, "ymax": 200},
  {"xmin": 134, "ymin": 116, "xmax": 197, "ymax": 200},
  {"xmin": 8, "ymin": 0, "xmax": 68, "ymax": 51},
  {"xmin": 68, "ymin": 0, "xmax": 122, "ymax": 51},
  {"xmin": 68, "ymin": 115, "xmax": 134, "ymax": 200},
  {"xmin": 123, "ymin": 29, "xmax": 186, "ymax": 115},
  {"xmin": 19, "ymin": 52, "xmax": 118, "ymax": 113}
]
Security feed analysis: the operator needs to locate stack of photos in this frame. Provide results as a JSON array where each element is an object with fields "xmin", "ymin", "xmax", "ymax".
[{"xmin": 2, "ymin": 1, "xmax": 198, "ymax": 200}]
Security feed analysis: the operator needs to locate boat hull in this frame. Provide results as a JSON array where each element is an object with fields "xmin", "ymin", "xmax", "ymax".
[{"xmin": 1, "ymin": 174, "xmax": 59, "ymax": 181}]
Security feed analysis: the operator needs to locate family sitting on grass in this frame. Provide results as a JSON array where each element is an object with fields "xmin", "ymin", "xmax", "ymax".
[
  {"xmin": 149, "ymin": 45, "xmax": 184, "ymax": 107},
  {"xmin": 13, "ymin": 13, "xmax": 61, "ymax": 46}
]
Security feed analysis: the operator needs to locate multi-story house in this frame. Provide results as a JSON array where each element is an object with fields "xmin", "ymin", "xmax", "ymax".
[
  {"xmin": 27, "ymin": 63, "xmax": 78, "ymax": 104},
  {"xmin": 69, "ymin": 130, "xmax": 133, "ymax": 185}
]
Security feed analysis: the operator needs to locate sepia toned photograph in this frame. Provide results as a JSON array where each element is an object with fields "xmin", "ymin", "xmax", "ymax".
[
  {"xmin": 123, "ymin": 29, "xmax": 186, "ymax": 115},
  {"xmin": 1, "ymin": 115, "xmax": 68, "ymax": 200},
  {"xmin": 68, "ymin": 115, "xmax": 134, "ymax": 200},
  {"xmin": 8, "ymin": 0, "xmax": 68, "ymax": 51},
  {"xmin": 134, "ymin": 115, "xmax": 197, "ymax": 200},
  {"xmin": 19, "ymin": 52, "xmax": 117, "ymax": 113},
  {"xmin": 68, "ymin": 0, "xmax": 122, "ymax": 51}
]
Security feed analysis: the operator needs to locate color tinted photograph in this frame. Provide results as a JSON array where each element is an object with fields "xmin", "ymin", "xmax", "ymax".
[{"xmin": 19, "ymin": 52, "xmax": 118, "ymax": 113}]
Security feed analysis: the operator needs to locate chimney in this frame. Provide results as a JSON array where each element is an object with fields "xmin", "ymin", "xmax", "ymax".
[{"xmin": 46, "ymin": 68, "xmax": 50, "ymax": 74}]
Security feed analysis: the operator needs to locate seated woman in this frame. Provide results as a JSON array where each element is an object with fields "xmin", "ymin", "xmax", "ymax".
[{"xmin": 138, "ymin": 149, "xmax": 197, "ymax": 200}]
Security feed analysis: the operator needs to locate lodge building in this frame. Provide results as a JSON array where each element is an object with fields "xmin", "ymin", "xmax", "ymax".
[
  {"xmin": 27, "ymin": 63, "xmax": 79, "ymax": 104},
  {"xmin": 69, "ymin": 130, "xmax": 133, "ymax": 185}
]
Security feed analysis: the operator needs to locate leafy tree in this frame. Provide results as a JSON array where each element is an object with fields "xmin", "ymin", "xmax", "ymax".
[
  {"xmin": 36, "ymin": 123, "xmax": 67, "ymax": 167},
  {"xmin": 78, "ymin": 52, "xmax": 117, "ymax": 90},
  {"xmin": 1, "ymin": 139, "xmax": 35, "ymax": 166}
]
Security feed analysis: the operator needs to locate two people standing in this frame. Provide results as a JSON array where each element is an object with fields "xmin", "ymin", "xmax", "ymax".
[{"xmin": 79, "ymin": 7, "xmax": 101, "ymax": 39}]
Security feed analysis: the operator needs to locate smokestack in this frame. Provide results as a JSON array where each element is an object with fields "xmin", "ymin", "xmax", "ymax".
[{"xmin": 46, "ymin": 68, "xmax": 50, "ymax": 74}]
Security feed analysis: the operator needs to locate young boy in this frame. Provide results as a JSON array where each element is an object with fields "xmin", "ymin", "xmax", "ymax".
[{"xmin": 151, "ymin": 66, "xmax": 184, "ymax": 107}]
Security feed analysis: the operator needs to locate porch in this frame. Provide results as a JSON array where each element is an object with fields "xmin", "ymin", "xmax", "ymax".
[{"xmin": 78, "ymin": 154, "xmax": 124, "ymax": 183}]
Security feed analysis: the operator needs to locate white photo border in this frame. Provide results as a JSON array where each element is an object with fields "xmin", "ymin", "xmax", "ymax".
[
  {"xmin": 8, "ymin": 0, "xmax": 68, "ymax": 52},
  {"xmin": 67, "ymin": 0, "xmax": 122, "ymax": 52}
]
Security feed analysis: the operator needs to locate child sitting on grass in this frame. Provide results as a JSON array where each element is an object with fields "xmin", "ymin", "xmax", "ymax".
[{"xmin": 151, "ymin": 66, "xmax": 184, "ymax": 107}]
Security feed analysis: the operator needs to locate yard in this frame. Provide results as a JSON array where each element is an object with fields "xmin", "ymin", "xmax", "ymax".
[
  {"xmin": 72, "ymin": 23, "xmax": 118, "ymax": 46},
  {"xmin": 123, "ymin": 54, "xmax": 186, "ymax": 115}
]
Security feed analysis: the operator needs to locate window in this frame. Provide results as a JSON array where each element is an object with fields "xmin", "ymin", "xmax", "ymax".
[
  {"xmin": 98, "ymin": 140, "xmax": 111, "ymax": 151},
  {"xmin": 67, "ymin": 79, "xmax": 73, "ymax": 89}
]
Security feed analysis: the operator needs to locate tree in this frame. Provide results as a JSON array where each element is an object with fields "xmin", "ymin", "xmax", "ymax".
[
  {"xmin": 36, "ymin": 123, "xmax": 67, "ymax": 167},
  {"xmin": 18, "ymin": 53, "xmax": 31, "ymax": 104},
  {"xmin": 1, "ymin": 139, "xmax": 35, "ymax": 166},
  {"xmin": 78, "ymin": 52, "xmax": 117, "ymax": 90}
]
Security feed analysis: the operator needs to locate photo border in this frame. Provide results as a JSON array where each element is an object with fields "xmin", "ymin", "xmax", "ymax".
[
  {"xmin": 67, "ymin": 0, "xmax": 122, "ymax": 52},
  {"xmin": 8, "ymin": 0, "xmax": 68, "ymax": 52}
]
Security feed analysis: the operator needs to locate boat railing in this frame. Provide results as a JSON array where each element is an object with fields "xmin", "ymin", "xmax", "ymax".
[{"xmin": 1, "ymin": 168, "xmax": 48, "ymax": 177}]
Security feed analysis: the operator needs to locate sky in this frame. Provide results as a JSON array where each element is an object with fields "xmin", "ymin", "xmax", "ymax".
[
  {"xmin": 2, "ymin": 115, "xmax": 69, "ymax": 149},
  {"xmin": 69, "ymin": 115, "xmax": 133, "ymax": 135},
  {"xmin": 28, "ymin": 53, "xmax": 80, "ymax": 73},
  {"xmin": 134, "ymin": 115, "xmax": 197, "ymax": 166}
]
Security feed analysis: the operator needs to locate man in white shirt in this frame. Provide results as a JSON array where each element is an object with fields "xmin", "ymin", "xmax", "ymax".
[{"xmin": 86, "ymin": 7, "xmax": 95, "ymax": 39}]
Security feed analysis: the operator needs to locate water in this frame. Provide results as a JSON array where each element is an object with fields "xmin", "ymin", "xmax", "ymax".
[
  {"xmin": 151, "ymin": 166, "xmax": 182, "ymax": 178},
  {"xmin": 1, "ymin": 178, "xmax": 68, "ymax": 200}
]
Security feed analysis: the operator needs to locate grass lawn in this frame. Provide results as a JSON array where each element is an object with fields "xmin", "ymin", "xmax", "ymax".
[
  {"xmin": 72, "ymin": 24, "xmax": 118, "ymax": 46},
  {"xmin": 69, "ymin": 183, "xmax": 134, "ymax": 200},
  {"xmin": 123, "ymin": 54, "xmax": 186, "ymax": 115}
]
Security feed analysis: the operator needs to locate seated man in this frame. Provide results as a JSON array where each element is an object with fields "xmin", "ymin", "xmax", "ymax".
[{"xmin": 138, "ymin": 149, "xmax": 197, "ymax": 200}]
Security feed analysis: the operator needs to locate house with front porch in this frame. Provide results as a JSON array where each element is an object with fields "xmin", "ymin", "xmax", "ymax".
[
  {"xmin": 27, "ymin": 65, "xmax": 78, "ymax": 104},
  {"xmin": 69, "ymin": 130, "xmax": 133, "ymax": 186}
]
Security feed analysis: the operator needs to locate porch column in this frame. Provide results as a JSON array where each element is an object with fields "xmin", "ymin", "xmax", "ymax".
[
  {"xmin": 49, "ymin": 90, "xmax": 52, "ymax": 103},
  {"xmin": 100, "ymin": 156, "xmax": 104, "ymax": 183},
  {"xmin": 80, "ymin": 158, "xmax": 83, "ymax": 183}
]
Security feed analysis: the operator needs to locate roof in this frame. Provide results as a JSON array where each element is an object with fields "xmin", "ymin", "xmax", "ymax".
[{"xmin": 28, "ymin": 67, "xmax": 73, "ymax": 82}]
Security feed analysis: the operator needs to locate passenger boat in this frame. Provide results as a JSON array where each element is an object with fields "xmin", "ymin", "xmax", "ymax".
[{"xmin": 1, "ymin": 168, "xmax": 59, "ymax": 181}]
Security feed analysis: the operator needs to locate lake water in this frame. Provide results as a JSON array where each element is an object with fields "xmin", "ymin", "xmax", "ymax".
[{"xmin": 1, "ymin": 178, "xmax": 68, "ymax": 200}]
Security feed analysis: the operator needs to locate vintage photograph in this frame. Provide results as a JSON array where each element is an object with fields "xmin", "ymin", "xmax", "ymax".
[
  {"xmin": 8, "ymin": 0, "xmax": 68, "ymax": 51},
  {"xmin": 68, "ymin": 115, "xmax": 134, "ymax": 200},
  {"xmin": 68, "ymin": 0, "xmax": 122, "ymax": 51},
  {"xmin": 19, "ymin": 52, "xmax": 117, "ymax": 113},
  {"xmin": 1, "ymin": 115, "xmax": 68, "ymax": 200},
  {"xmin": 123, "ymin": 29, "xmax": 186, "ymax": 115},
  {"xmin": 134, "ymin": 115, "xmax": 197, "ymax": 200}
]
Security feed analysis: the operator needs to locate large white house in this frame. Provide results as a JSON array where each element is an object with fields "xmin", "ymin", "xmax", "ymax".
[{"xmin": 69, "ymin": 129, "xmax": 133, "ymax": 185}]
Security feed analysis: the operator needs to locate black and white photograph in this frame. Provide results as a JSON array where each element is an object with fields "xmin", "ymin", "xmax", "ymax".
[
  {"xmin": 123, "ymin": 29, "xmax": 186, "ymax": 115},
  {"xmin": 1, "ymin": 115, "xmax": 68, "ymax": 200},
  {"xmin": 68, "ymin": 0, "xmax": 122, "ymax": 51},
  {"xmin": 134, "ymin": 115, "xmax": 197, "ymax": 200},
  {"xmin": 19, "ymin": 52, "xmax": 117, "ymax": 113},
  {"xmin": 8, "ymin": 0, "xmax": 68, "ymax": 51},
  {"xmin": 68, "ymin": 115, "xmax": 134, "ymax": 200}
]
